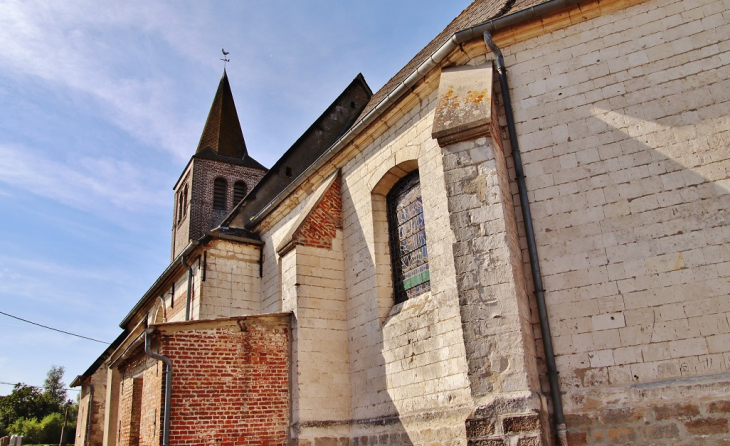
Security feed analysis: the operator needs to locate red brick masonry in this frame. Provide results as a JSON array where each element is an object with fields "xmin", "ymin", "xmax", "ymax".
[{"xmin": 158, "ymin": 314, "xmax": 291, "ymax": 446}]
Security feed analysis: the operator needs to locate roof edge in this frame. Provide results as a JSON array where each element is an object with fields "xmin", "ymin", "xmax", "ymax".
[
  {"xmin": 119, "ymin": 239, "xmax": 206, "ymax": 328},
  {"xmin": 219, "ymin": 73, "xmax": 371, "ymax": 228},
  {"xmin": 243, "ymin": 0, "xmax": 583, "ymax": 230},
  {"xmin": 70, "ymin": 330, "xmax": 129, "ymax": 386}
]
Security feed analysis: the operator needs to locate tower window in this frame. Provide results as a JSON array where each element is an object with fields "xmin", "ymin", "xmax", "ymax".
[
  {"xmin": 182, "ymin": 185, "xmax": 188, "ymax": 217},
  {"xmin": 233, "ymin": 181, "xmax": 247, "ymax": 206},
  {"xmin": 386, "ymin": 170, "xmax": 430, "ymax": 304},
  {"xmin": 213, "ymin": 178, "xmax": 227, "ymax": 210}
]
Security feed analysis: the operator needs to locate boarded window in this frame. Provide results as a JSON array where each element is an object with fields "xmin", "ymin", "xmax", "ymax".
[
  {"xmin": 233, "ymin": 181, "xmax": 247, "ymax": 206},
  {"xmin": 213, "ymin": 178, "xmax": 227, "ymax": 210},
  {"xmin": 129, "ymin": 377, "xmax": 143, "ymax": 446},
  {"xmin": 386, "ymin": 170, "xmax": 430, "ymax": 303}
]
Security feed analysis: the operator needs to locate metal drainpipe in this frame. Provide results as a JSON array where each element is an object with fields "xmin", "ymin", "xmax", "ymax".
[
  {"xmin": 181, "ymin": 255, "xmax": 193, "ymax": 321},
  {"xmin": 144, "ymin": 328, "xmax": 172, "ymax": 446},
  {"xmin": 483, "ymin": 31, "xmax": 568, "ymax": 446},
  {"xmin": 83, "ymin": 385, "xmax": 93, "ymax": 446}
]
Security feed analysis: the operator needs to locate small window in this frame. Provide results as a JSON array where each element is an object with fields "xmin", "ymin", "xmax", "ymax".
[
  {"xmin": 387, "ymin": 170, "xmax": 430, "ymax": 303},
  {"xmin": 213, "ymin": 178, "xmax": 227, "ymax": 210},
  {"xmin": 233, "ymin": 181, "xmax": 247, "ymax": 205},
  {"xmin": 177, "ymin": 194, "xmax": 183, "ymax": 223},
  {"xmin": 182, "ymin": 185, "xmax": 188, "ymax": 217}
]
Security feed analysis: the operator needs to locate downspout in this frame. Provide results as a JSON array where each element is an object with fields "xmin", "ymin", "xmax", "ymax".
[
  {"xmin": 144, "ymin": 328, "xmax": 172, "ymax": 446},
  {"xmin": 483, "ymin": 31, "xmax": 567, "ymax": 446},
  {"xmin": 84, "ymin": 384, "xmax": 94, "ymax": 446},
  {"xmin": 239, "ymin": 0, "xmax": 584, "ymax": 230},
  {"xmin": 181, "ymin": 255, "xmax": 193, "ymax": 321}
]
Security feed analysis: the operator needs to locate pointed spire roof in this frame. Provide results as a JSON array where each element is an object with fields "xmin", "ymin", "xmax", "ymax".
[{"xmin": 196, "ymin": 70, "xmax": 248, "ymax": 159}]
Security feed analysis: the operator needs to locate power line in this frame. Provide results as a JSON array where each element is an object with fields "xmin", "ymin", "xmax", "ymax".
[
  {"xmin": 0, "ymin": 311, "xmax": 109, "ymax": 344},
  {"xmin": 0, "ymin": 381, "xmax": 80, "ymax": 392}
]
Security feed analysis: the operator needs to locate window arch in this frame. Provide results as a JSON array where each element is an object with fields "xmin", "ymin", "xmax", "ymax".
[
  {"xmin": 233, "ymin": 181, "xmax": 247, "ymax": 206},
  {"xmin": 386, "ymin": 169, "xmax": 430, "ymax": 303},
  {"xmin": 213, "ymin": 178, "xmax": 227, "ymax": 210}
]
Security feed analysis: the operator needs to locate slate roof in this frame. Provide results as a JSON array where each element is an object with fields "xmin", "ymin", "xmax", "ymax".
[
  {"xmin": 357, "ymin": 0, "xmax": 549, "ymax": 121},
  {"xmin": 196, "ymin": 70, "xmax": 266, "ymax": 170}
]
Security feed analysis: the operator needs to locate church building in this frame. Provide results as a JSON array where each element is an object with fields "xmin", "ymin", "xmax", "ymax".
[{"xmin": 72, "ymin": 0, "xmax": 730, "ymax": 444}]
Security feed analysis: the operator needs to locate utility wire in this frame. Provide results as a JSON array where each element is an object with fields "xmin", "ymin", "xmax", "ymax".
[
  {"xmin": 0, "ymin": 381, "xmax": 80, "ymax": 392},
  {"xmin": 0, "ymin": 311, "xmax": 109, "ymax": 344}
]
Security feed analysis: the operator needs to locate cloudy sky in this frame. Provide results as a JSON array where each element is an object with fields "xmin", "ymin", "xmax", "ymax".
[{"xmin": 0, "ymin": 0, "xmax": 473, "ymax": 393}]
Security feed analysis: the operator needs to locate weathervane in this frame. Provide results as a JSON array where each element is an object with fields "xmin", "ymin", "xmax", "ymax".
[{"xmin": 221, "ymin": 48, "xmax": 230, "ymax": 68}]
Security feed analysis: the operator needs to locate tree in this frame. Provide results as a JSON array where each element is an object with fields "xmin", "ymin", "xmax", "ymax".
[
  {"xmin": 43, "ymin": 365, "xmax": 67, "ymax": 412},
  {"xmin": 0, "ymin": 365, "xmax": 74, "ymax": 438},
  {"xmin": 0, "ymin": 384, "xmax": 52, "ymax": 436}
]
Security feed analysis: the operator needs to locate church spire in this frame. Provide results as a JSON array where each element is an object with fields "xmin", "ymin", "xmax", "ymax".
[{"xmin": 196, "ymin": 70, "xmax": 248, "ymax": 159}]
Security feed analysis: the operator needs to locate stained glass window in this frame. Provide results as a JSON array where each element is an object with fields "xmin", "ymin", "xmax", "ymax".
[{"xmin": 387, "ymin": 170, "xmax": 430, "ymax": 303}]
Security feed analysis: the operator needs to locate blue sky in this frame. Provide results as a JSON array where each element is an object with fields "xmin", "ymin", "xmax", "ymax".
[{"xmin": 0, "ymin": 0, "xmax": 473, "ymax": 394}]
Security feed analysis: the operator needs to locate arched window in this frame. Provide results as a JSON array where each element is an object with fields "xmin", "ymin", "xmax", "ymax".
[
  {"xmin": 233, "ymin": 181, "xmax": 247, "ymax": 206},
  {"xmin": 213, "ymin": 178, "xmax": 227, "ymax": 210},
  {"xmin": 182, "ymin": 185, "xmax": 188, "ymax": 217},
  {"xmin": 386, "ymin": 170, "xmax": 430, "ymax": 303}
]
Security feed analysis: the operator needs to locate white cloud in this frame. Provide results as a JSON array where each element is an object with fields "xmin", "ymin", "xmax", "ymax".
[
  {"xmin": 0, "ymin": 253, "xmax": 133, "ymax": 308},
  {"xmin": 0, "ymin": 0, "xmax": 207, "ymax": 158},
  {"xmin": 0, "ymin": 144, "xmax": 168, "ymax": 214}
]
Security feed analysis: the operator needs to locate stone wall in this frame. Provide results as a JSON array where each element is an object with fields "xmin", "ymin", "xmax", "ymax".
[
  {"xmin": 199, "ymin": 239, "xmax": 262, "ymax": 319},
  {"xmin": 339, "ymin": 85, "xmax": 477, "ymax": 443},
  {"xmin": 492, "ymin": 0, "xmax": 730, "ymax": 442},
  {"xmin": 74, "ymin": 368, "xmax": 107, "ymax": 446}
]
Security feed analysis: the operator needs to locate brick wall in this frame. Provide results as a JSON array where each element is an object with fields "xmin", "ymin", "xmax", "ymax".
[
  {"xmin": 172, "ymin": 158, "xmax": 266, "ymax": 260},
  {"xmin": 291, "ymin": 178, "xmax": 342, "ymax": 249},
  {"xmin": 158, "ymin": 315, "xmax": 290, "ymax": 445},
  {"xmin": 116, "ymin": 353, "xmax": 163, "ymax": 446}
]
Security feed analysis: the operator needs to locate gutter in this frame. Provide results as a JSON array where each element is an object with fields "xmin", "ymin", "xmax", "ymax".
[
  {"xmin": 483, "ymin": 31, "xmax": 567, "ymax": 445},
  {"xmin": 144, "ymin": 328, "xmax": 172, "ymax": 446},
  {"xmin": 120, "ymin": 239, "xmax": 203, "ymax": 328},
  {"xmin": 120, "ymin": 229, "xmax": 262, "ymax": 328},
  {"xmin": 243, "ymin": 0, "xmax": 583, "ymax": 229},
  {"xmin": 181, "ymin": 254, "xmax": 193, "ymax": 321}
]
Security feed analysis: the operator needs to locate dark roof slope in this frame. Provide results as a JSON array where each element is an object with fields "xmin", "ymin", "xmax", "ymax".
[
  {"xmin": 195, "ymin": 70, "xmax": 266, "ymax": 170},
  {"xmin": 224, "ymin": 0, "xmax": 552, "ymax": 229},
  {"xmin": 357, "ymin": 0, "xmax": 548, "ymax": 120},
  {"xmin": 223, "ymin": 74, "xmax": 372, "ymax": 228},
  {"xmin": 70, "ymin": 330, "xmax": 128, "ymax": 387}
]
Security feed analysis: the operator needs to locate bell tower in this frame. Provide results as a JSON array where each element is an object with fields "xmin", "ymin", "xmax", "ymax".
[{"xmin": 171, "ymin": 70, "xmax": 268, "ymax": 259}]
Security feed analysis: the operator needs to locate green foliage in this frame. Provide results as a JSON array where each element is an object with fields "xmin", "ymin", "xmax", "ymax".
[
  {"xmin": 0, "ymin": 384, "xmax": 52, "ymax": 433},
  {"xmin": 0, "ymin": 365, "xmax": 77, "ymax": 441},
  {"xmin": 7, "ymin": 413, "xmax": 69, "ymax": 444},
  {"xmin": 8, "ymin": 417, "xmax": 43, "ymax": 444},
  {"xmin": 40, "ymin": 412, "xmax": 64, "ymax": 444}
]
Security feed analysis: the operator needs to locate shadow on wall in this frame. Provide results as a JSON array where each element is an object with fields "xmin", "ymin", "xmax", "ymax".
[
  {"xmin": 340, "ymin": 152, "xmax": 473, "ymax": 444},
  {"xmin": 339, "ymin": 167, "xmax": 413, "ymax": 445},
  {"xmin": 500, "ymin": 42, "xmax": 730, "ymax": 442}
]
